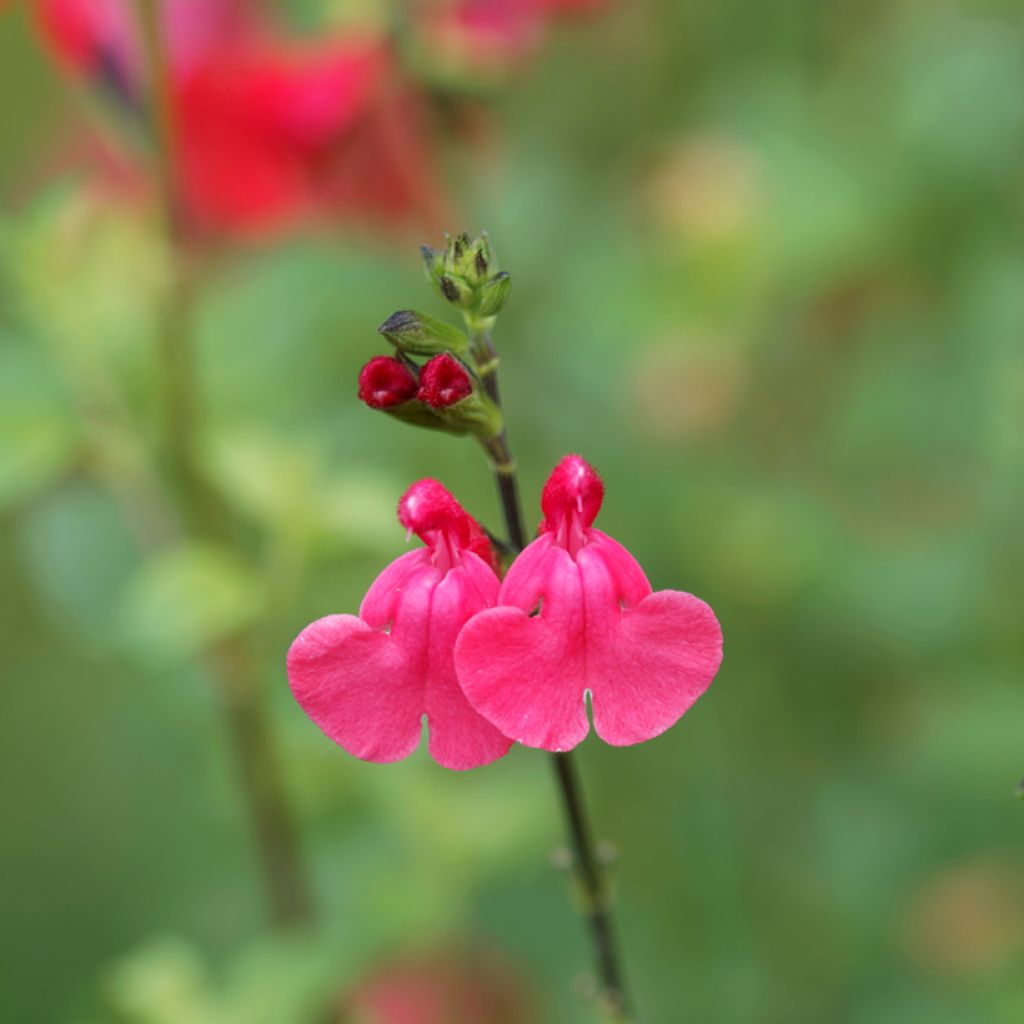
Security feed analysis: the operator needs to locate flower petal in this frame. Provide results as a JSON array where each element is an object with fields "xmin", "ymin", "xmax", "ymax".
[
  {"xmin": 287, "ymin": 614, "xmax": 422, "ymax": 764},
  {"xmin": 423, "ymin": 562, "xmax": 511, "ymax": 770},
  {"xmin": 359, "ymin": 549, "xmax": 431, "ymax": 628},
  {"xmin": 455, "ymin": 535, "xmax": 722, "ymax": 751},
  {"xmin": 455, "ymin": 606, "xmax": 591, "ymax": 752},
  {"xmin": 589, "ymin": 589, "xmax": 722, "ymax": 746}
]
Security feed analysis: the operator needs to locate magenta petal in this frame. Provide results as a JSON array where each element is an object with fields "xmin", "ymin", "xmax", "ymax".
[
  {"xmin": 288, "ymin": 552, "xmax": 509, "ymax": 770},
  {"xmin": 423, "ymin": 561, "xmax": 511, "ymax": 770},
  {"xmin": 455, "ymin": 606, "xmax": 591, "ymax": 752},
  {"xmin": 455, "ymin": 530, "xmax": 722, "ymax": 751},
  {"xmin": 359, "ymin": 549, "xmax": 429, "ymax": 628},
  {"xmin": 590, "ymin": 590, "xmax": 722, "ymax": 746},
  {"xmin": 287, "ymin": 614, "xmax": 422, "ymax": 764}
]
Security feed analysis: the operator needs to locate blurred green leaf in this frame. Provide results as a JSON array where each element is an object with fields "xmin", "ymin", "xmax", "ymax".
[
  {"xmin": 119, "ymin": 542, "xmax": 264, "ymax": 660},
  {"xmin": 204, "ymin": 427, "xmax": 397, "ymax": 552},
  {"xmin": 0, "ymin": 331, "xmax": 79, "ymax": 509},
  {"xmin": 16, "ymin": 481, "xmax": 140, "ymax": 648},
  {"xmin": 105, "ymin": 937, "xmax": 218, "ymax": 1024},
  {"xmin": 10, "ymin": 188, "xmax": 162, "ymax": 380}
]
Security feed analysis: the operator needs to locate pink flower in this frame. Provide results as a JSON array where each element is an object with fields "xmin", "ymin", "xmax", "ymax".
[
  {"xmin": 455, "ymin": 455, "xmax": 722, "ymax": 751},
  {"xmin": 287, "ymin": 480, "xmax": 511, "ymax": 770}
]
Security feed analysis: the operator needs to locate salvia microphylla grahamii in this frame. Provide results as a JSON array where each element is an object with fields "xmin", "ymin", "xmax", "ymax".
[
  {"xmin": 288, "ymin": 233, "xmax": 723, "ymax": 767},
  {"xmin": 288, "ymin": 456, "xmax": 722, "ymax": 766}
]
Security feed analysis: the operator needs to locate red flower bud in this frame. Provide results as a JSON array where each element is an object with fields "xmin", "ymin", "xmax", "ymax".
[
  {"xmin": 358, "ymin": 356, "xmax": 418, "ymax": 409},
  {"xmin": 417, "ymin": 353, "xmax": 473, "ymax": 408},
  {"xmin": 398, "ymin": 478, "xmax": 497, "ymax": 571}
]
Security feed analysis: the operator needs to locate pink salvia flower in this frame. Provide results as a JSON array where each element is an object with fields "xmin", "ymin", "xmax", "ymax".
[
  {"xmin": 455, "ymin": 455, "xmax": 723, "ymax": 751},
  {"xmin": 287, "ymin": 480, "xmax": 511, "ymax": 770}
]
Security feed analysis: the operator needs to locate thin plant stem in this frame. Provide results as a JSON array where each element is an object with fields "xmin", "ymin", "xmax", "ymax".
[
  {"xmin": 469, "ymin": 321, "xmax": 636, "ymax": 1021},
  {"xmin": 470, "ymin": 324, "xmax": 527, "ymax": 550},
  {"xmin": 136, "ymin": 0, "xmax": 314, "ymax": 928},
  {"xmin": 551, "ymin": 754, "xmax": 633, "ymax": 1023}
]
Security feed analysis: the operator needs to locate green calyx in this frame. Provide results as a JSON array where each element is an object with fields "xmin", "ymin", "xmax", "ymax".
[
  {"xmin": 382, "ymin": 400, "xmax": 470, "ymax": 436},
  {"xmin": 378, "ymin": 309, "xmax": 469, "ymax": 357},
  {"xmin": 429, "ymin": 389, "xmax": 505, "ymax": 443}
]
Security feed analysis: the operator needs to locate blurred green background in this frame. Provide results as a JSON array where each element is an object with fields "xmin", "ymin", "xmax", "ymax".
[{"xmin": 1, "ymin": 1, "xmax": 1022, "ymax": 1022}]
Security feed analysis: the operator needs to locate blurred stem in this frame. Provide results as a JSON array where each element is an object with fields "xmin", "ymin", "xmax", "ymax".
[
  {"xmin": 211, "ymin": 636, "xmax": 316, "ymax": 928},
  {"xmin": 473, "ymin": 326, "xmax": 635, "ymax": 1022},
  {"xmin": 136, "ymin": 0, "xmax": 194, "ymax": 507},
  {"xmin": 136, "ymin": 0, "xmax": 314, "ymax": 929}
]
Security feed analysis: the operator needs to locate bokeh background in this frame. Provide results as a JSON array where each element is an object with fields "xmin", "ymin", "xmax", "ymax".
[{"xmin": 1, "ymin": 1, "xmax": 1022, "ymax": 1022}]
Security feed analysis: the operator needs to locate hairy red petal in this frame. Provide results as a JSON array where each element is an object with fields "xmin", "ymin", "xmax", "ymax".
[
  {"xmin": 399, "ymin": 478, "xmax": 497, "ymax": 571},
  {"xmin": 417, "ymin": 353, "xmax": 474, "ymax": 409},
  {"xmin": 539, "ymin": 453, "xmax": 604, "ymax": 536},
  {"xmin": 358, "ymin": 356, "xmax": 418, "ymax": 409}
]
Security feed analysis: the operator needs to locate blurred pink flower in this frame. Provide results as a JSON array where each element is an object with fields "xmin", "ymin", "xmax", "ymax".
[
  {"xmin": 455, "ymin": 455, "xmax": 723, "ymax": 751},
  {"xmin": 36, "ymin": 0, "xmax": 248, "ymax": 83},
  {"xmin": 287, "ymin": 480, "xmax": 511, "ymax": 770},
  {"xmin": 418, "ymin": 0, "xmax": 611, "ymax": 78}
]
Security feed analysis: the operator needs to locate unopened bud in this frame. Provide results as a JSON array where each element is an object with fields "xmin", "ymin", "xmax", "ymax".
[
  {"xmin": 474, "ymin": 246, "xmax": 489, "ymax": 280},
  {"xmin": 418, "ymin": 353, "xmax": 475, "ymax": 408},
  {"xmin": 422, "ymin": 232, "xmax": 504, "ymax": 311},
  {"xmin": 378, "ymin": 310, "xmax": 468, "ymax": 357},
  {"xmin": 476, "ymin": 272, "xmax": 511, "ymax": 318},
  {"xmin": 417, "ymin": 354, "xmax": 503, "ymax": 440},
  {"xmin": 358, "ymin": 356, "xmax": 418, "ymax": 409},
  {"xmin": 438, "ymin": 274, "xmax": 473, "ymax": 307},
  {"xmin": 421, "ymin": 244, "xmax": 444, "ymax": 278}
]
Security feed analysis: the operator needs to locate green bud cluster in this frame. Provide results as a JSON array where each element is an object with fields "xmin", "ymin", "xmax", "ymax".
[
  {"xmin": 421, "ymin": 231, "xmax": 512, "ymax": 322},
  {"xmin": 360, "ymin": 232, "xmax": 513, "ymax": 452}
]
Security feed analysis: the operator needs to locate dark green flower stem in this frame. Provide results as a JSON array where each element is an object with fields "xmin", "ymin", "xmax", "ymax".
[
  {"xmin": 551, "ymin": 753, "xmax": 633, "ymax": 1023},
  {"xmin": 137, "ymin": 0, "xmax": 313, "ymax": 929},
  {"xmin": 469, "ymin": 321, "xmax": 636, "ymax": 1022}
]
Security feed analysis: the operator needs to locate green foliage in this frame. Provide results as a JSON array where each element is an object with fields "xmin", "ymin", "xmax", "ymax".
[
  {"xmin": 0, "ymin": 331, "xmax": 79, "ymax": 509},
  {"xmin": 119, "ymin": 542, "xmax": 264, "ymax": 660}
]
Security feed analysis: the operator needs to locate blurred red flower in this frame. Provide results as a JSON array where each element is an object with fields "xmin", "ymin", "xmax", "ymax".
[
  {"xmin": 341, "ymin": 947, "xmax": 534, "ymax": 1024},
  {"xmin": 34, "ymin": 0, "xmax": 445, "ymax": 235}
]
